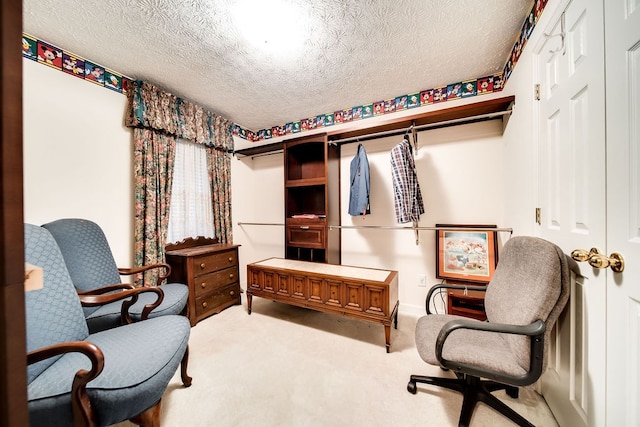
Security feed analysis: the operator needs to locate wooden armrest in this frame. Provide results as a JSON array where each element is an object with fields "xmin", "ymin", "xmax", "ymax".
[
  {"xmin": 118, "ymin": 263, "xmax": 171, "ymax": 286},
  {"xmin": 77, "ymin": 283, "xmax": 135, "ymax": 296},
  {"xmin": 28, "ymin": 341, "xmax": 104, "ymax": 426},
  {"xmin": 79, "ymin": 286, "xmax": 164, "ymax": 324}
]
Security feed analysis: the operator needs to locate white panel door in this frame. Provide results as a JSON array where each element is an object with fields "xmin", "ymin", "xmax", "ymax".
[
  {"xmin": 535, "ymin": 0, "xmax": 607, "ymax": 425},
  {"xmin": 604, "ymin": 0, "xmax": 640, "ymax": 424}
]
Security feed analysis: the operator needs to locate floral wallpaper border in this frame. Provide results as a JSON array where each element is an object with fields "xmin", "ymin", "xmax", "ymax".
[
  {"xmin": 22, "ymin": 33, "xmax": 134, "ymax": 94},
  {"xmin": 22, "ymin": 0, "xmax": 547, "ymax": 143}
]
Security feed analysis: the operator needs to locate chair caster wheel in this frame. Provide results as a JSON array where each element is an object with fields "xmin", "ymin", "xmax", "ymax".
[
  {"xmin": 407, "ymin": 381, "xmax": 417, "ymax": 394},
  {"xmin": 506, "ymin": 386, "xmax": 519, "ymax": 399}
]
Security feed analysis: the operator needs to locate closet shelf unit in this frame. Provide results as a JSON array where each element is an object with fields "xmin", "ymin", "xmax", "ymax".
[
  {"xmin": 234, "ymin": 95, "xmax": 515, "ymax": 157},
  {"xmin": 284, "ymin": 133, "xmax": 340, "ymax": 264}
]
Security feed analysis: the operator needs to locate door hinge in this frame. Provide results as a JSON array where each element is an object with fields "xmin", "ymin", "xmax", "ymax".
[
  {"xmin": 535, "ymin": 84, "xmax": 541, "ymax": 101},
  {"xmin": 535, "ymin": 208, "xmax": 541, "ymax": 225}
]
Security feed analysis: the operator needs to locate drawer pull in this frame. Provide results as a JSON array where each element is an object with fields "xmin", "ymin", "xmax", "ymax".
[
  {"xmin": 201, "ymin": 282, "xmax": 206, "ymax": 289},
  {"xmin": 230, "ymin": 290, "xmax": 235, "ymax": 296},
  {"xmin": 200, "ymin": 263, "xmax": 206, "ymax": 269},
  {"xmin": 229, "ymin": 273, "xmax": 234, "ymax": 279},
  {"xmin": 300, "ymin": 226, "xmax": 310, "ymax": 230},
  {"xmin": 202, "ymin": 302, "xmax": 207, "ymax": 308},
  {"xmin": 228, "ymin": 256, "xmax": 233, "ymax": 262}
]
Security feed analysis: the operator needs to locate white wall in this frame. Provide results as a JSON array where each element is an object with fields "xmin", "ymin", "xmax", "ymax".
[{"xmin": 23, "ymin": 59, "xmax": 134, "ymax": 268}]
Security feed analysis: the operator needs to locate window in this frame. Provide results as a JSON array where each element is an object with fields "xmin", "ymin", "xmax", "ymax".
[{"xmin": 166, "ymin": 139, "xmax": 214, "ymax": 243}]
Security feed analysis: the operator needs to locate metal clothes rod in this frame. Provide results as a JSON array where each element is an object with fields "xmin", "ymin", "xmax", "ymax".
[
  {"xmin": 330, "ymin": 109, "xmax": 513, "ymax": 145},
  {"xmin": 330, "ymin": 225, "xmax": 513, "ymax": 233},
  {"xmin": 238, "ymin": 222, "xmax": 512, "ymax": 246},
  {"xmin": 245, "ymin": 149, "xmax": 283, "ymax": 160},
  {"xmin": 237, "ymin": 222, "xmax": 513, "ymax": 234},
  {"xmin": 237, "ymin": 222, "xmax": 284, "ymax": 226}
]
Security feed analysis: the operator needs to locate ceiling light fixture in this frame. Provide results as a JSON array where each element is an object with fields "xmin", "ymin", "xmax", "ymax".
[{"xmin": 232, "ymin": 0, "xmax": 309, "ymax": 56}]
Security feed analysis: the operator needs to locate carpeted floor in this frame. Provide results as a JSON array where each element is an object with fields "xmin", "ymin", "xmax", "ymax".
[{"xmin": 116, "ymin": 295, "xmax": 559, "ymax": 427}]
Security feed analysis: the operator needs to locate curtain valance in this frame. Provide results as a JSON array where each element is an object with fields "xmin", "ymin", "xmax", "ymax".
[{"xmin": 126, "ymin": 80, "xmax": 234, "ymax": 151}]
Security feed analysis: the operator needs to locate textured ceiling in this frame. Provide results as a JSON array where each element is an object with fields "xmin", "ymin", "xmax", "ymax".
[{"xmin": 23, "ymin": 0, "xmax": 533, "ymax": 131}]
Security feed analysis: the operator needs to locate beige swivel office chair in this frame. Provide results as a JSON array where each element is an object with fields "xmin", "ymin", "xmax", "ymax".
[{"xmin": 408, "ymin": 236, "xmax": 571, "ymax": 427}]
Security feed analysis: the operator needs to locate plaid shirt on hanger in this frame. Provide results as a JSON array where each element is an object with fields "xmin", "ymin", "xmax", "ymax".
[{"xmin": 390, "ymin": 138, "xmax": 424, "ymax": 223}]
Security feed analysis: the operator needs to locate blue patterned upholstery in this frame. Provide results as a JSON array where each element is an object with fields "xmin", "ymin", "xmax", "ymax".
[
  {"xmin": 42, "ymin": 218, "xmax": 188, "ymax": 332},
  {"xmin": 25, "ymin": 224, "xmax": 191, "ymax": 426},
  {"xmin": 25, "ymin": 224, "xmax": 89, "ymax": 383}
]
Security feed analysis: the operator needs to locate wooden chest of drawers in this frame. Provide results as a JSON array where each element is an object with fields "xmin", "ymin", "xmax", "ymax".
[{"xmin": 165, "ymin": 239, "xmax": 241, "ymax": 326}]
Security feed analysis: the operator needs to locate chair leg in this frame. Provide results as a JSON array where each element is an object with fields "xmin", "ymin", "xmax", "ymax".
[
  {"xmin": 408, "ymin": 374, "xmax": 465, "ymax": 394},
  {"xmin": 458, "ymin": 384, "xmax": 479, "ymax": 427},
  {"xmin": 181, "ymin": 345, "xmax": 192, "ymax": 387},
  {"xmin": 482, "ymin": 380, "xmax": 519, "ymax": 398},
  {"xmin": 407, "ymin": 374, "xmax": 534, "ymax": 427},
  {"xmin": 130, "ymin": 399, "xmax": 162, "ymax": 427},
  {"xmin": 474, "ymin": 383, "xmax": 533, "ymax": 427}
]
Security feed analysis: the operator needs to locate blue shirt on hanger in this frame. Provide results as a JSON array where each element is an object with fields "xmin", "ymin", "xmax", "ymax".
[{"xmin": 349, "ymin": 143, "xmax": 371, "ymax": 216}]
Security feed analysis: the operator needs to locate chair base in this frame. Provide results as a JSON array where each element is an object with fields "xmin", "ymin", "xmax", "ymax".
[{"xmin": 407, "ymin": 373, "xmax": 532, "ymax": 427}]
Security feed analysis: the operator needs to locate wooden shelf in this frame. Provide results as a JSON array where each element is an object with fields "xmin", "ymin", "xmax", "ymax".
[
  {"xmin": 447, "ymin": 288, "xmax": 487, "ymax": 321},
  {"xmin": 234, "ymin": 96, "xmax": 514, "ymax": 157},
  {"xmin": 235, "ymin": 141, "xmax": 283, "ymax": 157},
  {"xmin": 329, "ymin": 95, "xmax": 514, "ymax": 143}
]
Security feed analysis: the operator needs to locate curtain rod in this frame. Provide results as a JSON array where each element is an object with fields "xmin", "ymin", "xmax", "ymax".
[{"xmin": 329, "ymin": 109, "xmax": 512, "ymax": 145}]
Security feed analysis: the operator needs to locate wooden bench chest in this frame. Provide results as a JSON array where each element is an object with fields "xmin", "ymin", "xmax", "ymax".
[{"xmin": 246, "ymin": 258, "xmax": 399, "ymax": 352}]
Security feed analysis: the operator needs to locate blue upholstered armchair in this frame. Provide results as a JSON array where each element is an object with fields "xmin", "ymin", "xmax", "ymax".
[
  {"xmin": 42, "ymin": 218, "xmax": 189, "ymax": 333},
  {"xmin": 25, "ymin": 224, "xmax": 192, "ymax": 426}
]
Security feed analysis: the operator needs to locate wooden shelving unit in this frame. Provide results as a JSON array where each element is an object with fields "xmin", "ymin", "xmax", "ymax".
[
  {"xmin": 234, "ymin": 95, "xmax": 515, "ymax": 157},
  {"xmin": 283, "ymin": 133, "xmax": 340, "ymax": 264}
]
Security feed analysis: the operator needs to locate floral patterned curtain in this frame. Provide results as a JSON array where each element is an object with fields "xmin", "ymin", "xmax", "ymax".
[
  {"xmin": 126, "ymin": 80, "xmax": 234, "ymax": 281},
  {"xmin": 132, "ymin": 128, "xmax": 175, "ymax": 285},
  {"xmin": 207, "ymin": 144, "xmax": 232, "ymax": 243}
]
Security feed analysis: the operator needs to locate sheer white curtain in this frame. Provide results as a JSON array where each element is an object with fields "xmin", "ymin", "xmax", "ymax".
[{"xmin": 166, "ymin": 138, "xmax": 215, "ymax": 243}]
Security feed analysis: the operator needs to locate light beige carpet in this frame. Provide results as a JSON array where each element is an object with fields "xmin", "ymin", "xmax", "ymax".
[{"xmin": 116, "ymin": 295, "xmax": 558, "ymax": 427}]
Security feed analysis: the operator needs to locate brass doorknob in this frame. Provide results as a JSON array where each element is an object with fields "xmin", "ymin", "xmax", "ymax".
[
  {"xmin": 571, "ymin": 247, "xmax": 624, "ymax": 272},
  {"xmin": 588, "ymin": 252, "xmax": 624, "ymax": 272},
  {"xmin": 571, "ymin": 248, "xmax": 601, "ymax": 262}
]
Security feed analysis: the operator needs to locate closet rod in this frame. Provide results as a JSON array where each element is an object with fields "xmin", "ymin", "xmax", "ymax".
[
  {"xmin": 245, "ymin": 149, "xmax": 283, "ymax": 159},
  {"xmin": 330, "ymin": 109, "xmax": 512, "ymax": 145},
  {"xmin": 237, "ymin": 222, "xmax": 284, "ymax": 226},
  {"xmin": 237, "ymin": 222, "xmax": 512, "ymax": 234},
  {"xmin": 329, "ymin": 225, "xmax": 513, "ymax": 233}
]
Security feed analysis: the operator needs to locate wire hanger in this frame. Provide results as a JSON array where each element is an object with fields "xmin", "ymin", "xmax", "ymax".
[
  {"xmin": 544, "ymin": 12, "xmax": 566, "ymax": 56},
  {"xmin": 411, "ymin": 122, "xmax": 418, "ymax": 153},
  {"xmin": 403, "ymin": 122, "xmax": 418, "ymax": 153}
]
